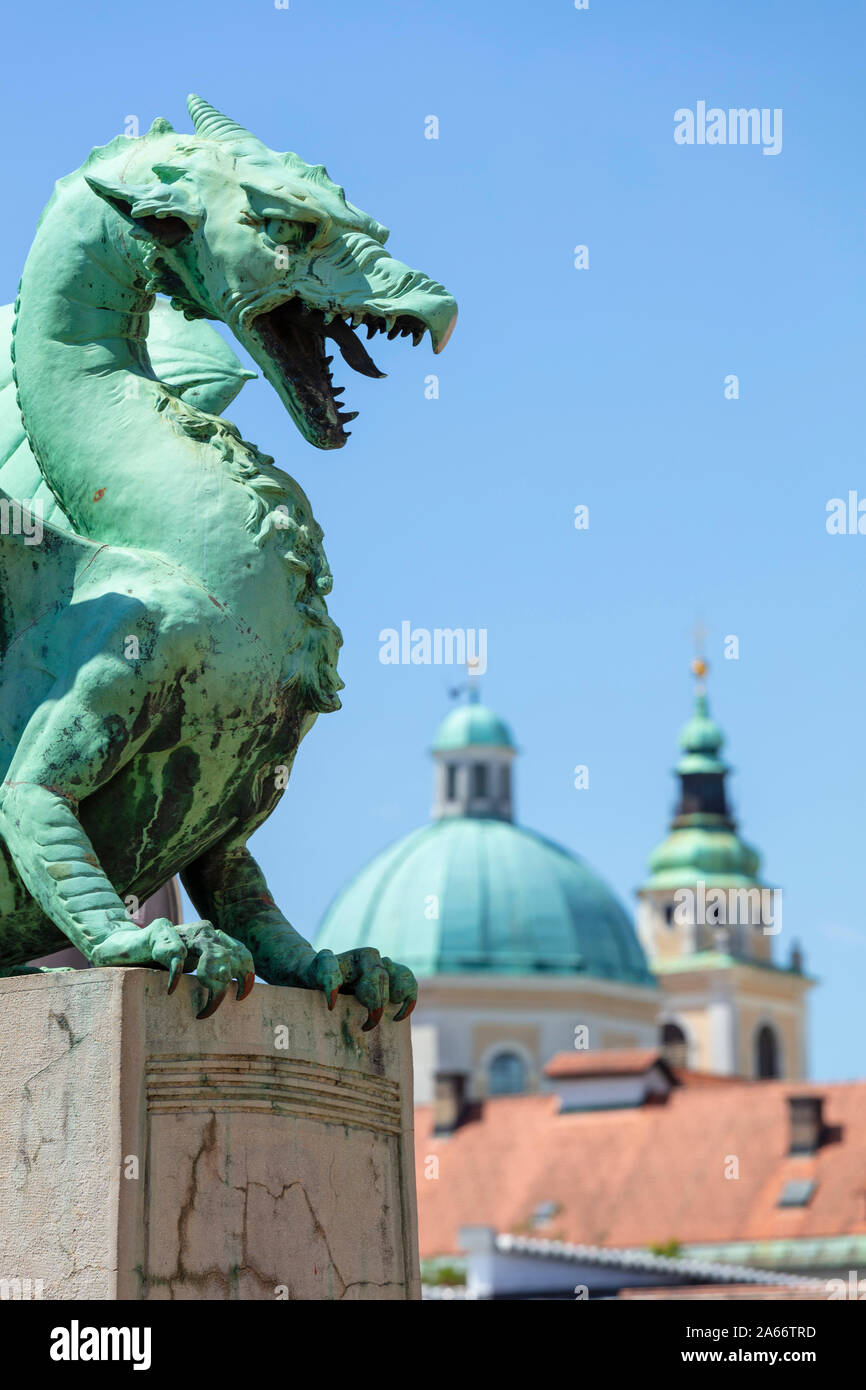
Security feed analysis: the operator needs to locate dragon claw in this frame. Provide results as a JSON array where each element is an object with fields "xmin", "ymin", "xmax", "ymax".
[
  {"xmin": 362, "ymin": 1005, "xmax": 384, "ymax": 1032},
  {"xmin": 327, "ymin": 987, "xmax": 339, "ymax": 1011},
  {"xmin": 393, "ymin": 998, "xmax": 416, "ymax": 1023},
  {"xmin": 196, "ymin": 985, "xmax": 228, "ymax": 1020},
  {"xmin": 237, "ymin": 970, "xmax": 255, "ymax": 1002},
  {"xmin": 167, "ymin": 956, "xmax": 184, "ymax": 995}
]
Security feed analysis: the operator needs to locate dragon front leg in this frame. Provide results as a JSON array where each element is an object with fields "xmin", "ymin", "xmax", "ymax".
[
  {"xmin": 0, "ymin": 657, "xmax": 254, "ymax": 1017},
  {"xmin": 0, "ymin": 783, "xmax": 253, "ymax": 1017},
  {"xmin": 182, "ymin": 842, "xmax": 417, "ymax": 1031}
]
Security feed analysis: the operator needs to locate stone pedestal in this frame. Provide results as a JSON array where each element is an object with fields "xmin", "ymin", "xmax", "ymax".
[{"xmin": 0, "ymin": 968, "xmax": 420, "ymax": 1299}]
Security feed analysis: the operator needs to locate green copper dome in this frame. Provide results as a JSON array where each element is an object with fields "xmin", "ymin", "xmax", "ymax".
[
  {"xmin": 315, "ymin": 818, "xmax": 654, "ymax": 983},
  {"xmin": 646, "ymin": 827, "xmax": 760, "ymax": 889},
  {"xmin": 432, "ymin": 701, "xmax": 514, "ymax": 752}
]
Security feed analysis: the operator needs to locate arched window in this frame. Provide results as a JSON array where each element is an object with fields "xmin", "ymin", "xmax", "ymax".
[
  {"xmin": 488, "ymin": 1050, "xmax": 527, "ymax": 1096},
  {"xmin": 660, "ymin": 1021, "xmax": 688, "ymax": 1069},
  {"xmin": 756, "ymin": 1024, "xmax": 780, "ymax": 1079}
]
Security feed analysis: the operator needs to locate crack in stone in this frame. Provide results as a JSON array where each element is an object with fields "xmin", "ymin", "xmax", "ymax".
[
  {"xmin": 174, "ymin": 1114, "xmax": 218, "ymax": 1286},
  {"xmin": 246, "ymin": 1177, "xmax": 348, "ymax": 1297}
]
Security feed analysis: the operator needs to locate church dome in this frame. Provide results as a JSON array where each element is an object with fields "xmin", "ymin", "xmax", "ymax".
[
  {"xmin": 432, "ymin": 703, "xmax": 514, "ymax": 751},
  {"xmin": 315, "ymin": 818, "xmax": 653, "ymax": 983},
  {"xmin": 316, "ymin": 695, "xmax": 653, "ymax": 985}
]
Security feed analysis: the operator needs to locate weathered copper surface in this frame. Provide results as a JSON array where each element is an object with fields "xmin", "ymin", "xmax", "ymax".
[{"xmin": 0, "ymin": 97, "xmax": 457, "ymax": 1026}]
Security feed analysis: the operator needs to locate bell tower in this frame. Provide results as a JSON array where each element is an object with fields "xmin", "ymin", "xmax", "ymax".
[{"xmin": 637, "ymin": 659, "xmax": 812, "ymax": 1080}]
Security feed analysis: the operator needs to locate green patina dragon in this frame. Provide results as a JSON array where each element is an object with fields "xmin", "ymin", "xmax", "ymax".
[{"xmin": 0, "ymin": 95, "xmax": 456, "ymax": 1024}]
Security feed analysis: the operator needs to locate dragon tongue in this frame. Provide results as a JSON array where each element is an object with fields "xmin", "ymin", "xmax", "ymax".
[{"xmin": 325, "ymin": 316, "xmax": 386, "ymax": 379}]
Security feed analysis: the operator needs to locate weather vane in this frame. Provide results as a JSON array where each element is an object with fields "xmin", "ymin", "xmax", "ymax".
[{"xmin": 448, "ymin": 657, "xmax": 482, "ymax": 703}]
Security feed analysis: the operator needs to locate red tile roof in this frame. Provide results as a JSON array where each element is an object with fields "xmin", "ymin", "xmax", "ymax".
[
  {"xmin": 671, "ymin": 1067, "xmax": 742, "ymax": 1087},
  {"xmin": 544, "ymin": 1048, "xmax": 667, "ymax": 1079},
  {"xmin": 415, "ymin": 1079, "xmax": 866, "ymax": 1257}
]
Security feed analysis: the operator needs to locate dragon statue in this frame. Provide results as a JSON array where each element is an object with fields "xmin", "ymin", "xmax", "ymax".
[{"xmin": 0, "ymin": 95, "xmax": 457, "ymax": 1025}]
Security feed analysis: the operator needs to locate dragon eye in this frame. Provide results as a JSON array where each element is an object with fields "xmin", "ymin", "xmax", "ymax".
[{"xmin": 264, "ymin": 218, "xmax": 317, "ymax": 249}]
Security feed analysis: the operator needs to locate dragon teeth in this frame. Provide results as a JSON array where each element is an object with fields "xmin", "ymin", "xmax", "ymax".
[{"xmin": 340, "ymin": 312, "xmax": 434, "ymax": 341}]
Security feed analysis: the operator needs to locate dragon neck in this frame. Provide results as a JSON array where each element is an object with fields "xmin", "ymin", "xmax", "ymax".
[{"xmin": 12, "ymin": 175, "xmax": 290, "ymax": 599}]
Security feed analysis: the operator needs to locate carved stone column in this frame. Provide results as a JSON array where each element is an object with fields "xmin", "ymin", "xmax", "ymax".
[{"xmin": 0, "ymin": 969, "xmax": 420, "ymax": 1299}]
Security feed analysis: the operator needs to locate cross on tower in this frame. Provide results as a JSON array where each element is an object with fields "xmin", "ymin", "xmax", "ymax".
[{"xmin": 691, "ymin": 619, "xmax": 708, "ymax": 692}]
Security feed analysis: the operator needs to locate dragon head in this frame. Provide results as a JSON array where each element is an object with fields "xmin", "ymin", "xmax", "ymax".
[{"xmin": 85, "ymin": 96, "xmax": 457, "ymax": 449}]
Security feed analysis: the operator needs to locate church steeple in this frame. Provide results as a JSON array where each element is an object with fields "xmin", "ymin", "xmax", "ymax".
[
  {"xmin": 431, "ymin": 686, "xmax": 516, "ymax": 821},
  {"xmin": 635, "ymin": 656, "xmax": 811, "ymax": 1082},
  {"xmin": 672, "ymin": 659, "xmax": 733, "ymax": 828},
  {"xmin": 642, "ymin": 659, "xmax": 760, "ymax": 894}
]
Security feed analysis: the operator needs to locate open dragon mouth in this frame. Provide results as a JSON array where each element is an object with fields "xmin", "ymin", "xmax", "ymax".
[{"xmin": 249, "ymin": 298, "xmax": 433, "ymax": 449}]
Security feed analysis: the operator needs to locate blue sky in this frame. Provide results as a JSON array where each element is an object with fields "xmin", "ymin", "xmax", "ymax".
[{"xmin": 3, "ymin": 0, "xmax": 864, "ymax": 1078}]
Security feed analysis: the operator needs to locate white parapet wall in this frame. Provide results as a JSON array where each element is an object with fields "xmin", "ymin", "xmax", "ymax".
[{"xmin": 0, "ymin": 968, "xmax": 420, "ymax": 1300}]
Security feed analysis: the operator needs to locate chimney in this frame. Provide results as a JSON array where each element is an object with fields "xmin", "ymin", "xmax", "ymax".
[
  {"xmin": 433, "ymin": 1073, "xmax": 467, "ymax": 1134},
  {"xmin": 787, "ymin": 1094, "xmax": 825, "ymax": 1154}
]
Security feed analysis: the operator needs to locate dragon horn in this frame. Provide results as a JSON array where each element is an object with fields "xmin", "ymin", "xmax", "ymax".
[{"xmin": 186, "ymin": 94, "xmax": 265, "ymax": 150}]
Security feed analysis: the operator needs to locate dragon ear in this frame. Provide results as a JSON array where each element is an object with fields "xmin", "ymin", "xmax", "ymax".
[{"xmin": 85, "ymin": 166, "xmax": 201, "ymax": 244}]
